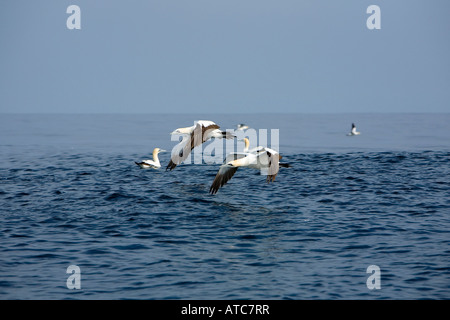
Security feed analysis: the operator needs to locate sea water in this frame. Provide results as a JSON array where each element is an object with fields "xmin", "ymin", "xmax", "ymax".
[{"xmin": 0, "ymin": 113, "xmax": 449, "ymax": 299}]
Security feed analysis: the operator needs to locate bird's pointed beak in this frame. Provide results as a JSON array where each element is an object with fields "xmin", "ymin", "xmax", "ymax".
[{"xmin": 159, "ymin": 149, "xmax": 167, "ymax": 153}]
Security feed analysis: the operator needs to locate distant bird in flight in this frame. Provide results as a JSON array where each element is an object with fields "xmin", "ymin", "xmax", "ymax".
[
  {"xmin": 166, "ymin": 120, "xmax": 235, "ymax": 171},
  {"xmin": 347, "ymin": 123, "xmax": 361, "ymax": 136},
  {"xmin": 135, "ymin": 148, "xmax": 166, "ymax": 169},
  {"xmin": 236, "ymin": 123, "xmax": 250, "ymax": 131}
]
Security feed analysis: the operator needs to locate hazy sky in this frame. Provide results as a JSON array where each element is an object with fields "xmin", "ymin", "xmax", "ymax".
[{"xmin": 0, "ymin": 0, "xmax": 449, "ymax": 113}]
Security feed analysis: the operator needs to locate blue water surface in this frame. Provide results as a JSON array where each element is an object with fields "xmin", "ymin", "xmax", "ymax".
[{"xmin": 0, "ymin": 113, "xmax": 449, "ymax": 299}]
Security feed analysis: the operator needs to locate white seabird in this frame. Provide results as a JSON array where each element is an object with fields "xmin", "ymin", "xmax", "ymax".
[
  {"xmin": 347, "ymin": 123, "xmax": 361, "ymax": 136},
  {"xmin": 236, "ymin": 123, "xmax": 250, "ymax": 131},
  {"xmin": 166, "ymin": 120, "xmax": 236, "ymax": 171},
  {"xmin": 209, "ymin": 145, "xmax": 289, "ymax": 195},
  {"xmin": 135, "ymin": 148, "xmax": 166, "ymax": 169}
]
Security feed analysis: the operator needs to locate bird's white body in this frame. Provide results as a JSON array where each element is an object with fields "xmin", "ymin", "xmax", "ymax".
[
  {"xmin": 351, "ymin": 127, "xmax": 360, "ymax": 135},
  {"xmin": 136, "ymin": 159, "xmax": 160, "ymax": 169},
  {"xmin": 136, "ymin": 148, "xmax": 166, "ymax": 169},
  {"xmin": 347, "ymin": 123, "xmax": 360, "ymax": 136}
]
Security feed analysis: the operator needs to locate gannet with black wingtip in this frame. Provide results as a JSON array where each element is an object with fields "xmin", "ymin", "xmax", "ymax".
[
  {"xmin": 209, "ymin": 146, "xmax": 289, "ymax": 195},
  {"xmin": 347, "ymin": 123, "xmax": 360, "ymax": 136},
  {"xmin": 166, "ymin": 120, "xmax": 235, "ymax": 171},
  {"xmin": 135, "ymin": 148, "xmax": 166, "ymax": 169}
]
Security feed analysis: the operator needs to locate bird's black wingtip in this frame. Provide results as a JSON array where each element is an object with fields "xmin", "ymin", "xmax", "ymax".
[
  {"xmin": 165, "ymin": 160, "xmax": 177, "ymax": 171},
  {"xmin": 209, "ymin": 185, "xmax": 218, "ymax": 195},
  {"xmin": 221, "ymin": 131, "xmax": 236, "ymax": 139},
  {"xmin": 279, "ymin": 163, "xmax": 291, "ymax": 168}
]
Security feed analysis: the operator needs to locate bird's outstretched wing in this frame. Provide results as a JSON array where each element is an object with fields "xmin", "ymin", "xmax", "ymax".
[
  {"xmin": 190, "ymin": 122, "xmax": 220, "ymax": 150},
  {"xmin": 166, "ymin": 122, "xmax": 220, "ymax": 171},
  {"xmin": 209, "ymin": 165, "xmax": 239, "ymax": 194},
  {"xmin": 166, "ymin": 135, "xmax": 190, "ymax": 171}
]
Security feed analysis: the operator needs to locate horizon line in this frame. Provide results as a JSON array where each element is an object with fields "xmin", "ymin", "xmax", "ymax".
[{"xmin": 1, "ymin": 111, "xmax": 450, "ymax": 115}]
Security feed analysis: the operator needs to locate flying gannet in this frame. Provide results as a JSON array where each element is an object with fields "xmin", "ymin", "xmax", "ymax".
[
  {"xmin": 243, "ymin": 137, "xmax": 291, "ymax": 167},
  {"xmin": 209, "ymin": 146, "xmax": 289, "ymax": 195},
  {"xmin": 135, "ymin": 148, "xmax": 166, "ymax": 169},
  {"xmin": 166, "ymin": 120, "xmax": 236, "ymax": 171},
  {"xmin": 236, "ymin": 124, "xmax": 250, "ymax": 131},
  {"xmin": 347, "ymin": 123, "xmax": 361, "ymax": 136}
]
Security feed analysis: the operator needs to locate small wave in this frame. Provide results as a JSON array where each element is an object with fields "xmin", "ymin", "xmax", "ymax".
[
  {"xmin": 84, "ymin": 248, "xmax": 112, "ymax": 255},
  {"xmin": 112, "ymin": 244, "xmax": 149, "ymax": 251},
  {"xmin": 104, "ymin": 192, "xmax": 135, "ymax": 201}
]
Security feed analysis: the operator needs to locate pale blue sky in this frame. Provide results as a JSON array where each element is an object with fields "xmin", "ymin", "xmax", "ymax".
[{"xmin": 0, "ymin": 0, "xmax": 449, "ymax": 113}]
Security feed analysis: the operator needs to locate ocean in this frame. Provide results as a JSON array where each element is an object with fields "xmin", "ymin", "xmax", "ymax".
[{"xmin": 0, "ymin": 113, "xmax": 449, "ymax": 299}]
